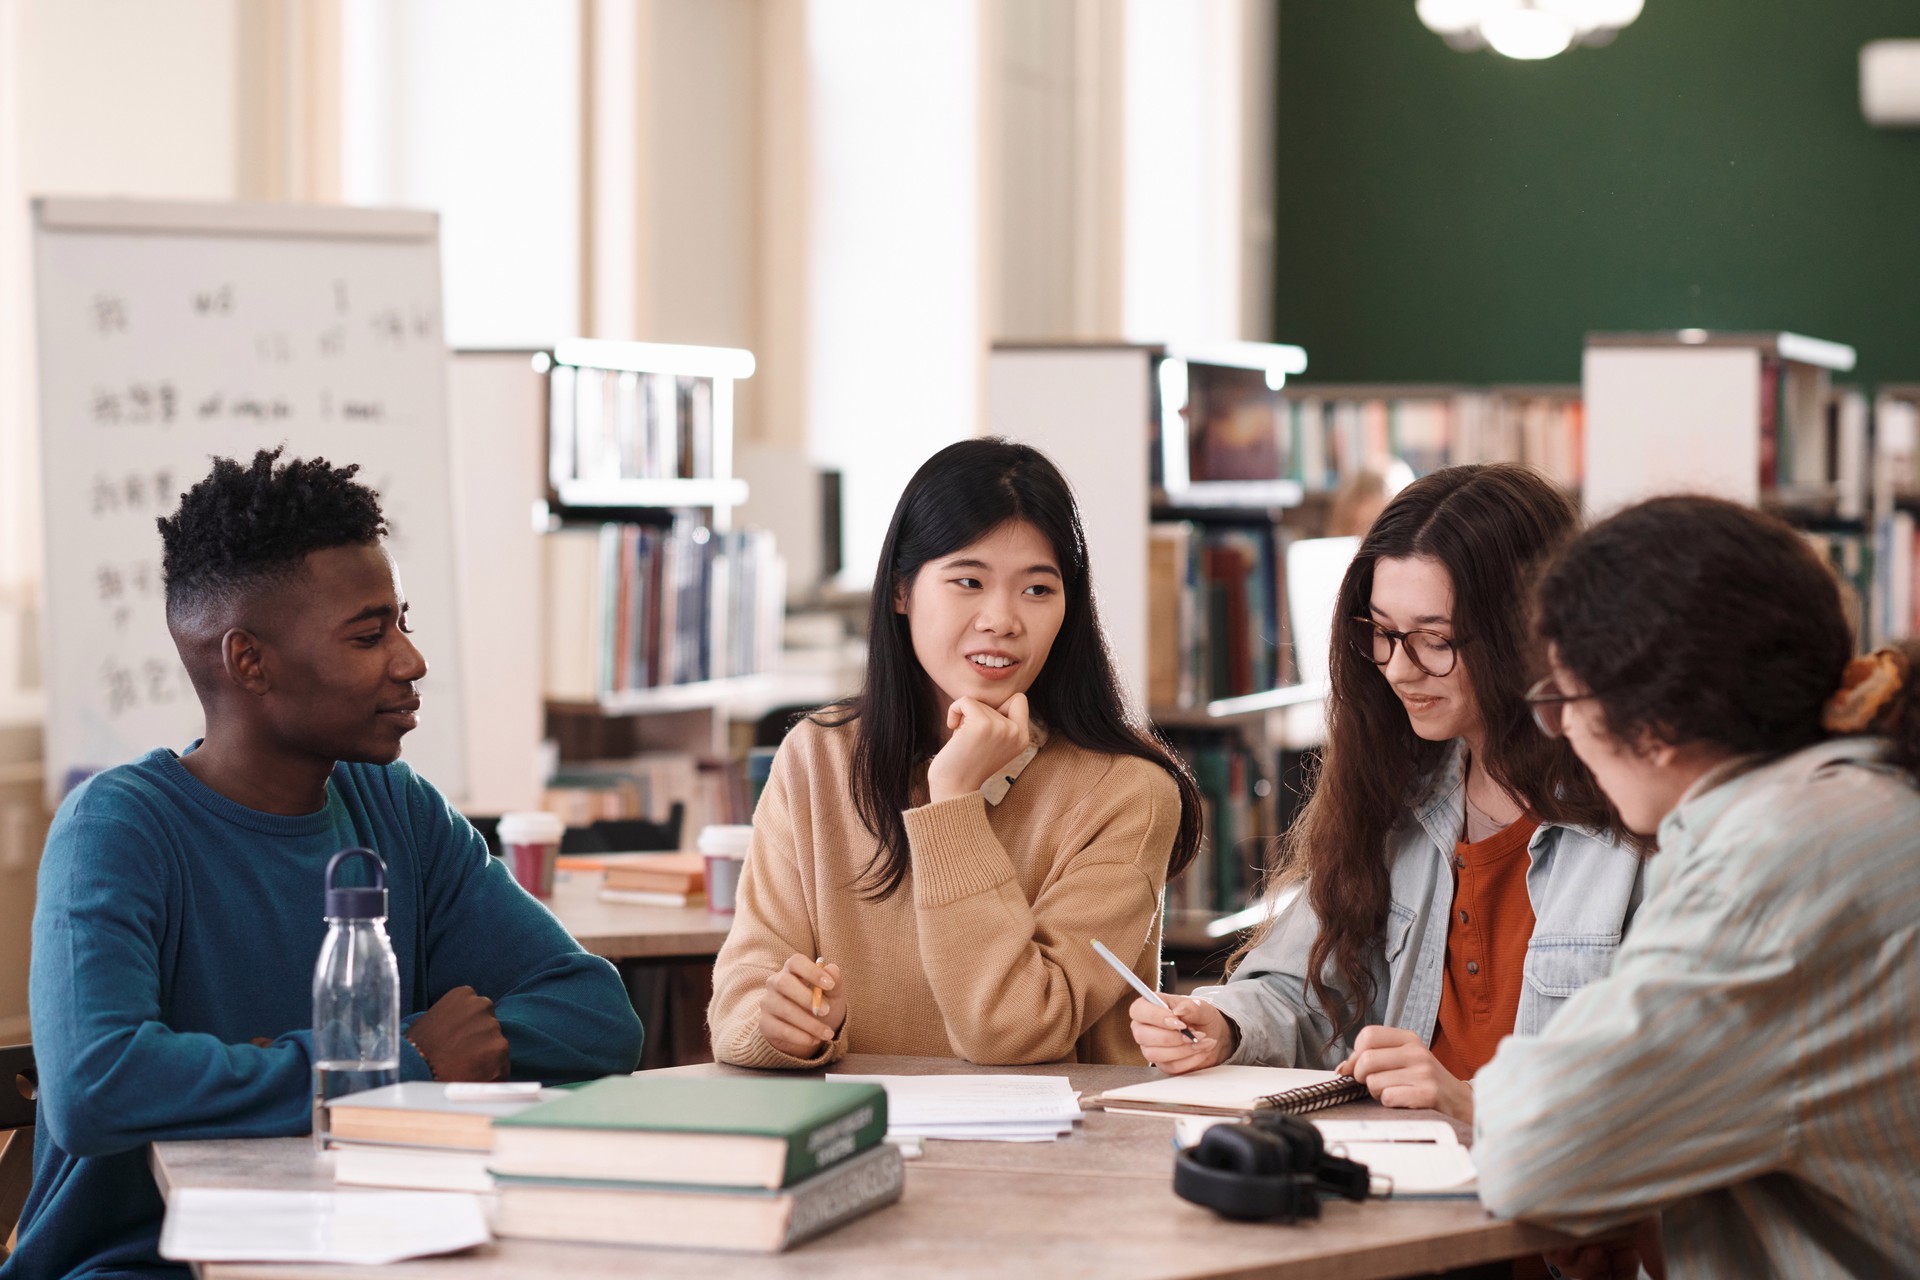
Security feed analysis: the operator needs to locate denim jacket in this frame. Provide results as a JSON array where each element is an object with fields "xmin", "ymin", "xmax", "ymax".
[{"xmin": 1194, "ymin": 742, "xmax": 1646, "ymax": 1071}]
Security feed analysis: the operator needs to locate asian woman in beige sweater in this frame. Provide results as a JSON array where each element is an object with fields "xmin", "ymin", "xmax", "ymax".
[{"xmin": 707, "ymin": 438, "xmax": 1203, "ymax": 1068}]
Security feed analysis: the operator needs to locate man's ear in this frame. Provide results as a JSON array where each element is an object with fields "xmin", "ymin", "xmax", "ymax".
[
  {"xmin": 220, "ymin": 628, "xmax": 271, "ymax": 695},
  {"xmin": 1635, "ymin": 723, "xmax": 1682, "ymax": 768}
]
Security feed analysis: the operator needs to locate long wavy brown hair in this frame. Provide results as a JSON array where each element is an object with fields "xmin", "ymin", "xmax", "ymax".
[{"xmin": 1240, "ymin": 464, "xmax": 1625, "ymax": 1045}]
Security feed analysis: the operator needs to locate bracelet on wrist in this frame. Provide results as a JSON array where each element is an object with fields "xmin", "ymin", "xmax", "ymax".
[{"xmin": 404, "ymin": 1031, "xmax": 438, "ymax": 1080}]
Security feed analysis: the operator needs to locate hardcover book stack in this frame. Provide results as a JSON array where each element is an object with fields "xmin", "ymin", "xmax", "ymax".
[
  {"xmin": 326, "ymin": 1083, "xmax": 564, "ymax": 1194},
  {"xmin": 488, "ymin": 1076, "xmax": 903, "ymax": 1253},
  {"xmin": 596, "ymin": 851, "xmax": 708, "ymax": 907}
]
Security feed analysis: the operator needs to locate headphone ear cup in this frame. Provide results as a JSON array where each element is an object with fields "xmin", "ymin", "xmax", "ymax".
[
  {"xmin": 1250, "ymin": 1112, "xmax": 1325, "ymax": 1164},
  {"xmin": 1175, "ymin": 1121, "xmax": 1320, "ymax": 1222},
  {"xmin": 1196, "ymin": 1122, "xmax": 1291, "ymax": 1178}
]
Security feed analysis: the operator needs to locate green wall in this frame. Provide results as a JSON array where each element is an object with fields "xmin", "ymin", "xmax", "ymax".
[{"xmin": 1274, "ymin": 1, "xmax": 1920, "ymax": 386}]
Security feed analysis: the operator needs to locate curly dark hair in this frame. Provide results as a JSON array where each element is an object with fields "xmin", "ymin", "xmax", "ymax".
[
  {"xmin": 1535, "ymin": 495, "xmax": 1920, "ymax": 777},
  {"xmin": 158, "ymin": 447, "xmax": 387, "ymax": 619}
]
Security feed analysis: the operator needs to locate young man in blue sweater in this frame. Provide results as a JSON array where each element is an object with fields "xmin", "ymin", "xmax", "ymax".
[{"xmin": 4, "ymin": 449, "xmax": 644, "ymax": 1279}]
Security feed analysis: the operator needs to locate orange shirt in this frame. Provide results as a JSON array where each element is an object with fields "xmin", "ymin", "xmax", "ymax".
[{"xmin": 1429, "ymin": 813, "xmax": 1541, "ymax": 1083}]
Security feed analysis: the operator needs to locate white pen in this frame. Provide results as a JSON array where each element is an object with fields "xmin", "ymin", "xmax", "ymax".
[{"xmin": 1091, "ymin": 938, "xmax": 1198, "ymax": 1043}]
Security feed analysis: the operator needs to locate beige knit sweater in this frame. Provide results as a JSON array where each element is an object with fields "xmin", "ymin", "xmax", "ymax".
[{"xmin": 707, "ymin": 716, "xmax": 1181, "ymax": 1068}]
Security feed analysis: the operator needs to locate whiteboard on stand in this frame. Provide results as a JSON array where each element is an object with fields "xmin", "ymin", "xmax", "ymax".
[{"xmin": 32, "ymin": 198, "xmax": 467, "ymax": 805}]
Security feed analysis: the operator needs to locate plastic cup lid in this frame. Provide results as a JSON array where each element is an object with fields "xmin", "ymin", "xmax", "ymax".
[
  {"xmin": 498, "ymin": 811, "xmax": 567, "ymax": 844},
  {"xmin": 696, "ymin": 824, "xmax": 753, "ymax": 855}
]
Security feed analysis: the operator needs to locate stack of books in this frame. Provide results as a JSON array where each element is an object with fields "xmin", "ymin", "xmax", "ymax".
[
  {"xmin": 489, "ymin": 1076, "xmax": 903, "ymax": 1252},
  {"xmin": 597, "ymin": 851, "xmax": 707, "ymax": 907},
  {"xmin": 326, "ymin": 1082, "xmax": 561, "ymax": 1193}
]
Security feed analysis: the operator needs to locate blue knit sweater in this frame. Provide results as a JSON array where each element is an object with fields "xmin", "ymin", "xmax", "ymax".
[{"xmin": 2, "ymin": 748, "xmax": 644, "ymax": 1279}]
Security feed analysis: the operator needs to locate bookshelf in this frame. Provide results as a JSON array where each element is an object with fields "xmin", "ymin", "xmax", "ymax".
[
  {"xmin": 989, "ymin": 342, "xmax": 1319, "ymax": 925},
  {"xmin": 540, "ymin": 339, "xmax": 787, "ymax": 718},
  {"xmin": 990, "ymin": 344, "xmax": 1631, "ymax": 933},
  {"xmin": 1582, "ymin": 330, "xmax": 1872, "ymax": 640},
  {"xmin": 1582, "ymin": 330, "xmax": 1862, "ymax": 516},
  {"xmin": 529, "ymin": 339, "xmax": 860, "ymax": 839},
  {"xmin": 1871, "ymin": 385, "xmax": 1920, "ymax": 646}
]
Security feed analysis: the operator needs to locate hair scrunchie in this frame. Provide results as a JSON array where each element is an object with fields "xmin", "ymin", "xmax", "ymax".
[{"xmin": 1822, "ymin": 648, "xmax": 1910, "ymax": 735}]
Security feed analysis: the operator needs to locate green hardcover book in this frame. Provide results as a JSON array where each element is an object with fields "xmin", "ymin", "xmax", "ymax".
[{"xmin": 489, "ymin": 1076, "xmax": 887, "ymax": 1190}]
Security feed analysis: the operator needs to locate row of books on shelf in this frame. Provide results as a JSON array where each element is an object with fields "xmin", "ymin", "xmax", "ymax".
[
  {"xmin": 1873, "ymin": 513, "xmax": 1920, "ymax": 647},
  {"xmin": 1148, "ymin": 522, "xmax": 1294, "ymax": 709},
  {"xmin": 1873, "ymin": 393, "xmax": 1920, "ymax": 502},
  {"xmin": 1760, "ymin": 362, "xmax": 1866, "ymax": 506},
  {"xmin": 1163, "ymin": 731, "xmax": 1276, "ymax": 916},
  {"xmin": 543, "ymin": 521, "xmax": 786, "ymax": 702},
  {"xmin": 540, "ymin": 750, "xmax": 751, "ymax": 837},
  {"xmin": 1282, "ymin": 391, "xmax": 1583, "ymax": 491},
  {"xmin": 1803, "ymin": 528, "xmax": 1870, "ymax": 644},
  {"xmin": 1165, "ymin": 365, "xmax": 1584, "ymax": 496},
  {"xmin": 548, "ymin": 363, "xmax": 719, "ymax": 486}
]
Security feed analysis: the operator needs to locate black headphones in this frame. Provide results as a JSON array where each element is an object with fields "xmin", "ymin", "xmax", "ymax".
[{"xmin": 1172, "ymin": 1113, "xmax": 1373, "ymax": 1223}]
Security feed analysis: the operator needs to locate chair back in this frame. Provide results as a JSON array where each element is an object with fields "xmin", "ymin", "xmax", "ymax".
[
  {"xmin": 0, "ymin": 1042, "xmax": 36, "ymax": 1258},
  {"xmin": 0, "ymin": 1045, "xmax": 32, "ymax": 1132}
]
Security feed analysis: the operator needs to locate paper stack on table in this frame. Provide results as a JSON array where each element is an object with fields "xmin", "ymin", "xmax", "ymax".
[
  {"xmin": 159, "ymin": 1189, "xmax": 490, "ymax": 1265},
  {"xmin": 828, "ymin": 1073, "xmax": 1083, "ymax": 1143}
]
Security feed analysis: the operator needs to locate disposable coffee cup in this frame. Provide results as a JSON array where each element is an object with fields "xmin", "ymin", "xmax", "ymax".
[
  {"xmin": 498, "ymin": 811, "xmax": 566, "ymax": 899},
  {"xmin": 697, "ymin": 824, "xmax": 753, "ymax": 914}
]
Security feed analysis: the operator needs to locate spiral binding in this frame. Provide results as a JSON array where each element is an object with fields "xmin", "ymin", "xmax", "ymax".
[{"xmin": 1257, "ymin": 1075, "xmax": 1370, "ymax": 1116}]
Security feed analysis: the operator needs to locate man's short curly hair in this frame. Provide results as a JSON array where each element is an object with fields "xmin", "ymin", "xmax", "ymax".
[{"xmin": 159, "ymin": 447, "xmax": 387, "ymax": 620}]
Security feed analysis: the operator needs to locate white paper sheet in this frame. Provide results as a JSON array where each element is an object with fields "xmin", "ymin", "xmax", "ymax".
[
  {"xmin": 829, "ymin": 1073, "xmax": 1082, "ymax": 1142},
  {"xmin": 1313, "ymin": 1119, "xmax": 1461, "ymax": 1145},
  {"xmin": 159, "ymin": 1189, "xmax": 490, "ymax": 1264}
]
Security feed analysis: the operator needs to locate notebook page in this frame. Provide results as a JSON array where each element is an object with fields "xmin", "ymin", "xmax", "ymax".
[{"xmin": 1096, "ymin": 1065, "xmax": 1347, "ymax": 1110}]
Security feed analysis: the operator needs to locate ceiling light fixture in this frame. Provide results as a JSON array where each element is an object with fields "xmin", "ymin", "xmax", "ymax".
[{"xmin": 1418, "ymin": 0, "xmax": 1643, "ymax": 60}]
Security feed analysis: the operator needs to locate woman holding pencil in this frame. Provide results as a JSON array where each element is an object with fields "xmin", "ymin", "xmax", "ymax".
[
  {"xmin": 707, "ymin": 439, "xmax": 1202, "ymax": 1068},
  {"xmin": 1129, "ymin": 465, "xmax": 1645, "ymax": 1126}
]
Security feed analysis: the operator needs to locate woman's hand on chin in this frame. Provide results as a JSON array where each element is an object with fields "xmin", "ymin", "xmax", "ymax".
[{"xmin": 928, "ymin": 691, "xmax": 1032, "ymax": 804}]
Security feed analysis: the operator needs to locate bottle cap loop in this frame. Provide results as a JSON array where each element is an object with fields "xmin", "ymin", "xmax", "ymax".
[{"xmin": 324, "ymin": 847, "xmax": 389, "ymax": 920}]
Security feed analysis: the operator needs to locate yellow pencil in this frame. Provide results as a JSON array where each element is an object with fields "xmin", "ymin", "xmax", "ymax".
[{"xmin": 810, "ymin": 955, "xmax": 829, "ymax": 1017}]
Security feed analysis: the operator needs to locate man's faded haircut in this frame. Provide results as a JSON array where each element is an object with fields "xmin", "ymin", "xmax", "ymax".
[{"xmin": 158, "ymin": 447, "xmax": 387, "ymax": 623}]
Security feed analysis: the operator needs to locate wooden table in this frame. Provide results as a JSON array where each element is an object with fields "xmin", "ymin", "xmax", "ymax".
[
  {"xmin": 544, "ymin": 870, "xmax": 733, "ymax": 961},
  {"xmin": 151, "ymin": 1054, "xmax": 1576, "ymax": 1280},
  {"xmin": 542, "ymin": 870, "xmax": 733, "ymax": 1068}
]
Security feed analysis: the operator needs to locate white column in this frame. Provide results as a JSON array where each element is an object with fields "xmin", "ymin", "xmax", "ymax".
[
  {"xmin": 1121, "ymin": 0, "xmax": 1275, "ymax": 344},
  {"xmin": 341, "ymin": 0, "xmax": 582, "ymax": 347},
  {"xmin": 803, "ymin": 0, "xmax": 986, "ymax": 586}
]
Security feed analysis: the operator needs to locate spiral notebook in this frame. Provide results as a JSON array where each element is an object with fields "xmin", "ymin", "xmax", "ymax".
[{"xmin": 1091, "ymin": 1065, "xmax": 1369, "ymax": 1118}]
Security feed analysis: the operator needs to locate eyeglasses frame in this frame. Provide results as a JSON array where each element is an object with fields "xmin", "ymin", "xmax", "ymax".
[
  {"xmin": 1524, "ymin": 675, "xmax": 1602, "ymax": 739},
  {"xmin": 1349, "ymin": 616, "xmax": 1465, "ymax": 679}
]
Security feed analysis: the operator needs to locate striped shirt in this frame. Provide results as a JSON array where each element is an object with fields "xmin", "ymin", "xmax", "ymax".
[{"xmin": 1473, "ymin": 737, "xmax": 1920, "ymax": 1279}]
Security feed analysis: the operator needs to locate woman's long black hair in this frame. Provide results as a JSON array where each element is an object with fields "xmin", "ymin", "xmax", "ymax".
[{"xmin": 815, "ymin": 437, "xmax": 1203, "ymax": 900}]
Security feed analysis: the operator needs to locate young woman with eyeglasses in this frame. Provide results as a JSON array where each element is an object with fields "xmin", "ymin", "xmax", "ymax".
[
  {"xmin": 1128, "ymin": 464, "xmax": 1643, "ymax": 1128},
  {"xmin": 1472, "ymin": 496, "xmax": 1920, "ymax": 1277}
]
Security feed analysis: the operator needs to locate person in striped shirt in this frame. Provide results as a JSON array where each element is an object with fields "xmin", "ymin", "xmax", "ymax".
[{"xmin": 1475, "ymin": 495, "xmax": 1920, "ymax": 1279}]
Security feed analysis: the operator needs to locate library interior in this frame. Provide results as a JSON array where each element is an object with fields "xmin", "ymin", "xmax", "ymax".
[{"xmin": 2, "ymin": 2, "xmax": 1918, "ymax": 1278}]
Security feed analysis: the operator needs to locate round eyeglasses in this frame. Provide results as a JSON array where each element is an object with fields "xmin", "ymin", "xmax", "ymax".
[
  {"xmin": 1350, "ymin": 617, "xmax": 1462, "ymax": 678},
  {"xmin": 1524, "ymin": 675, "xmax": 1601, "ymax": 739}
]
